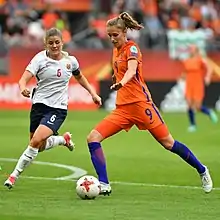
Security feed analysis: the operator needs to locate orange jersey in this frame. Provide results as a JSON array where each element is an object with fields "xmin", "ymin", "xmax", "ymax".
[
  {"xmin": 112, "ymin": 40, "xmax": 152, "ymax": 105},
  {"xmin": 182, "ymin": 56, "xmax": 205, "ymax": 85}
]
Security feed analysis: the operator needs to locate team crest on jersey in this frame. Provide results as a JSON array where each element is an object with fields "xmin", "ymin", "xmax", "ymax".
[
  {"xmin": 66, "ymin": 63, "xmax": 71, "ymax": 70},
  {"xmin": 130, "ymin": 46, "xmax": 138, "ymax": 57}
]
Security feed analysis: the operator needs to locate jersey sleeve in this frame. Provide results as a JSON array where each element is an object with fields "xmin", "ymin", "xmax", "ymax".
[
  {"xmin": 26, "ymin": 54, "xmax": 41, "ymax": 76},
  {"xmin": 70, "ymin": 56, "xmax": 80, "ymax": 76},
  {"xmin": 126, "ymin": 45, "xmax": 139, "ymax": 61}
]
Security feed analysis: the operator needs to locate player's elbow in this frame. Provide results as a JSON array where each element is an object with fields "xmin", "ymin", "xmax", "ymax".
[{"xmin": 74, "ymin": 73, "xmax": 83, "ymax": 81}]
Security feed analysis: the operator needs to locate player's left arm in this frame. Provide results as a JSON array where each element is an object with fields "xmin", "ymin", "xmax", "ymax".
[
  {"xmin": 74, "ymin": 71, "xmax": 96, "ymax": 96},
  {"xmin": 202, "ymin": 58, "xmax": 213, "ymax": 85},
  {"xmin": 73, "ymin": 70, "xmax": 102, "ymax": 105},
  {"xmin": 71, "ymin": 56, "xmax": 101, "ymax": 105}
]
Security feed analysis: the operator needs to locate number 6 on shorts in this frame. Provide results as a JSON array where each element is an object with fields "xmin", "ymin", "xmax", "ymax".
[{"xmin": 50, "ymin": 115, "xmax": 56, "ymax": 122}]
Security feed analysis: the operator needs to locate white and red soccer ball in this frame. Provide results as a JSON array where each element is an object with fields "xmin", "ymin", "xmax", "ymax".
[{"xmin": 76, "ymin": 175, "xmax": 101, "ymax": 199}]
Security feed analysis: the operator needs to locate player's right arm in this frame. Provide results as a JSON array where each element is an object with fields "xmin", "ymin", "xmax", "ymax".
[
  {"xmin": 19, "ymin": 52, "xmax": 40, "ymax": 98},
  {"xmin": 110, "ymin": 59, "xmax": 138, "ymax": 90},
  {"xmin": 18, "ymin": 71, "xmax": 33, "ymax": 98}
]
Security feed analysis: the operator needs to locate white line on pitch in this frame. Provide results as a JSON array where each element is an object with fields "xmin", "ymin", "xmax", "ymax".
[
  {"xmin": 17, "ymin": 177, "xmax": 220, "ymax": 191},
  {"xmin": 111, "ymin": 181, "xmax": 220, "ymax": 191},
  {"xmin": 1, "ymin": 157, "xmax": 219, "ymax": 191}
]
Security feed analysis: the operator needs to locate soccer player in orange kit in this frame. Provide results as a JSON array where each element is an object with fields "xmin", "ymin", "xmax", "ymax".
[
  {"xmin": 86, "ymin": 12, "xmax": 213, "ymax": 195},
  {"xmin": 182, "ymin": 45, "xmax": 218, "ymax": 132}
]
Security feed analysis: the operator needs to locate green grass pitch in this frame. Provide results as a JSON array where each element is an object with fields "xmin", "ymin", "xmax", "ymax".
[{"xmin": 0, "ymin": 110, "xmax": 219, "ymax": 220}]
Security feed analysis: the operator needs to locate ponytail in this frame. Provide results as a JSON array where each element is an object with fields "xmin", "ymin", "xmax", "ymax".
[{"xmin": 107, "ymin": 12, "xmax": 144, "ymax": 31}]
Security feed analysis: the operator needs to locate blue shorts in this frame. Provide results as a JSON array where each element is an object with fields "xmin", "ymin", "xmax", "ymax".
[{"xmin": 30, "ymin": 103, "xmax": 67, "ymax": 134}]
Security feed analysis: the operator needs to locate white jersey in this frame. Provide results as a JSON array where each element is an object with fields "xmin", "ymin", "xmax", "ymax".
[{"xmin": 26, "ymin": 50, "xmax": 79, "ymax": 109}]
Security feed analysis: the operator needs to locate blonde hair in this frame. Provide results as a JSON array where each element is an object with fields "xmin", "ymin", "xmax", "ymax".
[
  {"xmin": 44, "ymin": 27, "xmax": 63, "ymax": 44},
  {"xmin": 107, "ymin": 12, "xmax": 144, "ymax": 31}
]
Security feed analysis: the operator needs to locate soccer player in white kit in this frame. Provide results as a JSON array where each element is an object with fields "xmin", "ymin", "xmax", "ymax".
[{"xmin": 4, "ymin": 28, "xmax": 102, "ymax": 189}]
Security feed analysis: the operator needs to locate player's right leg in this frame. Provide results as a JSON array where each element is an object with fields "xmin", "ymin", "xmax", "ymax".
[
  {"xmin": 149, "ymin": 124, "xmax": 213, "ymax": 193},
  {"xmin": 87, "ymin": 108, "xmax": 133, "ymax": 196}
]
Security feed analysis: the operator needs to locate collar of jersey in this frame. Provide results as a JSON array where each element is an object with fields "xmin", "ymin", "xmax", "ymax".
[{"xmin": 45, "ymin": 50, "xmax": 69, "ymax": 61}]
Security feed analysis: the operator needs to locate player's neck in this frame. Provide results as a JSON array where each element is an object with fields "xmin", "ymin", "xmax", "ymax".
[
  {"xmin": 47, "ymin": 51, "xmax": 63, "ymax": 60},
  {"xmin": 116, "ymin": 40, "xmax": 128, "ymax": 51}
]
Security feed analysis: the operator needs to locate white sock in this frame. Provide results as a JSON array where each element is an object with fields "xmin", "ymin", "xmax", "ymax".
[
  {"xmin": 11, "ymin": 146, "xmax": 38, "ymax": 178},
  {"xmin": 44, "ymin": 136, "xmax": 65, "ymax": 150}
]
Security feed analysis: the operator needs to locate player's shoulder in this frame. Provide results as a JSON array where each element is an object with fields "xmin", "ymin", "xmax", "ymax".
[
  {"xmin": 125, "ymin": 41, "xmax": 141, "ymax": 58},
  {"xmin": 125, "ymin": 40, "xmax": 141, "ymax": 59},
  {"xmin": 32, "ymin": 50, "xmax": 47, "ymax": 62},
  {"xmin": 63, "ymin": 52, "xmax": 79, "ymax": 70},
  {"xmin": 68, "ymin": 55, "xmax": 79, "ymax": 63},
  {"xmin": 62, "ymin": 51, "xmax": 77, "ymax": 62},
  {"xmin": 126, "ymin": 40, "xmax": 140, "ymax": 51}
]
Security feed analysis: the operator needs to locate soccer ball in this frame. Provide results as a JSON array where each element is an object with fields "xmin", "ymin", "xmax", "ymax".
[{"xmin": 76, "ymin": 175, "xmax": 101, "ymax": 199}]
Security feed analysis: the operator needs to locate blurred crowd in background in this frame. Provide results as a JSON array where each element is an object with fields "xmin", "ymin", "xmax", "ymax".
[{"xmin": 0, "ymin": 0, "xmax": 219, "ymax": 51}]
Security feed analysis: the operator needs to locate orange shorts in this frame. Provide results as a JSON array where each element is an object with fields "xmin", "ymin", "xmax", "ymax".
[
  {"xmin": 185, "ymin": 83, "xmax": 204, "ymax": 102},
  {"xmin": 95, "ymin": 102, "xmax": 169, "ymax": 140}
]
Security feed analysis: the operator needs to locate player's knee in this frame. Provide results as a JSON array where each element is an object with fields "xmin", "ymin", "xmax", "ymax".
[
  {"xmin": 30, "ymin": 136, "xmax": 45, "ymax": 148},
  {"xmin": 87, "ymin": 129, "xmax": 103, "ymax": 143},
  {"xmin": 195, "ymin": 103, "xmax": 201, "ymax": 111},
  {"xmin": 158, "ymin": 135, "xmax": 175, "ymax": 150},
  {"xmin": 38, "ymin": 140, "xmax": 47, "ymax": 152}
]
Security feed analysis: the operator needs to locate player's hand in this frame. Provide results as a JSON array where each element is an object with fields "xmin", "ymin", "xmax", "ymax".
[
  {"xmin": 205, "ymin": 76, "xmax": 211, "ymax": 86},
  {"xmin": 92, "ymin": 94, "xmax": 102, "ymax": 105},
  {"xmin": 110, "ymin": 82, "xmax": 123, "ymax": 91},
  {"xmin": 21, "ymin": 88, "xmax": 30, "ymax": 98}
]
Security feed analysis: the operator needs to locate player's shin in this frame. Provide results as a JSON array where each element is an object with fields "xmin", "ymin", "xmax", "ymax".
[
  {"xmin": 200, "ymin": 105, "xmax": 210, "ymax": 116},
  {"xmin": 11, "ymin": 146, "xmax": 38, "ymax": 178},
  {"xmin": 171, "ymin": 140, "xmax": 205, "ymax": 174},
  {"xmin": 88, "ymin": 142, "xmax": 109, "ymax": 184},
  {"xmin": 187, "ymin": 108, "xmax": 196, "ymax": 126}
]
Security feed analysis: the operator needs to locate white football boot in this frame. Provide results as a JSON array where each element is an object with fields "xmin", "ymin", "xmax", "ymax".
[
  {"xmin": 200, "ymin": 166, "xmax": 213, "ymax": 193},
  {"xmin": 100, "ymin": 182, "xmax": 112, "ymax": 196}
]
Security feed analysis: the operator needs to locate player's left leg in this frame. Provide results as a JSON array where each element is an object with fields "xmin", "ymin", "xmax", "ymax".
[
  {"xmin": 4, "ymin": 107, "xmax": 72, "ymax": 189},
  {"xmin": 38, "ymin": 132, "xmax": 74, "ymax": 152},
  {"xmin": 149, "ymin": 124, "xmax": 213, "ymax": 193}
]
